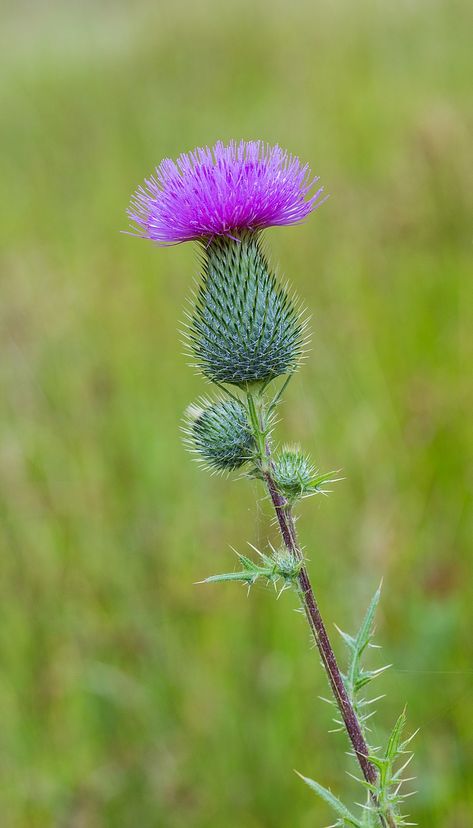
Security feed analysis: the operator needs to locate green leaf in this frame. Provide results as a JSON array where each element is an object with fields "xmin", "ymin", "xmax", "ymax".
[
  {"xmin": 295, "ymin": 772, "xmax": 362, "ymax": 827},
  {"xmin": 198, "ymin": 544, "xmax": 302, "ymax": 589},
  {"xmin": 353, "ymin": 584, "xmax": 382, "ymax": 660},
  {"xmin": 307, "ymin": 469, "xmax": 344, "ymax": 493},
  {"xmin": 236, "ymin": 553, "xmax": 259, "ymax": 570},
  {"xmin": 198, "ymin": 570, "xmax": 258, "ymax": 584},
  {"xmin": 386, "ymin": 709, "xmax": 407, "ymax": 764},
  {"xmin": 344, "ymin": 583, "xmax": 385, "ymax": 702}
]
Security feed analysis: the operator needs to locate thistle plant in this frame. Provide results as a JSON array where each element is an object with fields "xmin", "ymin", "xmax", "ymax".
[{"xmin": 127, "ymin": 140, "xmax": 416, "ymax": 827}]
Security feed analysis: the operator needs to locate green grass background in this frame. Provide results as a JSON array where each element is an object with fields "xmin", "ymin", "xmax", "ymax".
[{"xmin": 1, "ymin": 0, "xmax": 472, "ymax": 825}]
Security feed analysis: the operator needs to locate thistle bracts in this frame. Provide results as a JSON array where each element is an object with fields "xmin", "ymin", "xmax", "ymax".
[{"xmin": 188, "ymin": 233, "xmax": 305, "ymax": 386}]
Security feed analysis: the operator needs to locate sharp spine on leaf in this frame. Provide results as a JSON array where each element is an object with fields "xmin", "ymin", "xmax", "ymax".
[
  {"xmin": 199, "ymin": 543, "xmax": 303, "ymax": 589},
  {"xmin": 298, "ymin": 586, "xmax": 416, "ymax": 827}
]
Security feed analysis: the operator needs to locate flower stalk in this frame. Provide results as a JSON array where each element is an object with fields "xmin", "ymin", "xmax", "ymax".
[{"xmin": 250, "ymin": 388, "xmax": 396, "ymax": 828}]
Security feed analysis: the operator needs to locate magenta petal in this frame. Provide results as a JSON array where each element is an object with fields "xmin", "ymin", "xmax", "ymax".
[{"xmin": 127, "ymin": 140, "xmax": 325, "ymax": 244}]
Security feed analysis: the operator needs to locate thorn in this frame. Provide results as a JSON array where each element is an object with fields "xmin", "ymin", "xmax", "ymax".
[
  {"xmin": 402, "ymin": 728, "xmax": 420, "ymax": 747},
  {"xmin": 359, "ymin": 694, "xmax": 385, "ymax": 707},
  {"xmin": 318, "ymin": 696, "xmax": 334, "ymax": 706},
  {"xmin": 345, "ymin": 771, "xmax": 364, "ymax": 784},
  {"xmin": 393, "ymin": 755, "xmax": 415, "ymax": 778}
]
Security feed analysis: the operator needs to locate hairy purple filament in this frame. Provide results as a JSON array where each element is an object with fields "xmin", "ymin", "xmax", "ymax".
[{"xmin": 127, "ymin": 140, "xmax": 326, "ymax": 244}]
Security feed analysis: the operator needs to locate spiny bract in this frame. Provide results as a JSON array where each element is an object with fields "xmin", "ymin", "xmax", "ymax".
[
  {"xmin": 188, "ymin": 233, "xmax": 306, "ymax": 386},
  {"xmin": 184, "ymin": 397, "xmax": 255, "ymax": 472}
]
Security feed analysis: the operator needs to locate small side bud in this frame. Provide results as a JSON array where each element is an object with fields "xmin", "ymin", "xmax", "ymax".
[
  {"xmin": 183, "ymin": 397, "xmax": 255, "ymax": 473},
  {"xmin": 273, "ymin": 446, "xmax": 317, "ymax": 502}
]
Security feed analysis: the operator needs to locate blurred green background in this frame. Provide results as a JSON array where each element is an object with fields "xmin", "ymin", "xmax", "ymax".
[{"xmin": 1, "ymin": 0, "xmax": 472, "ymax": 825}]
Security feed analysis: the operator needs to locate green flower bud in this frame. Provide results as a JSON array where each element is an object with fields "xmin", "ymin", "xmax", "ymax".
[
  {"xmin": 273, "ymin": 446, "xmax": 341, "ymax": 502},
  {"xmin": 273, "ymin": 446, "xmax": 316, "ymax": 501},
  {"xmin": 184, "ymin": 397, "xmax": 255, "ymax": 473},
  {"xmin": 188, "ymin": 232, "xmax": 306, "ymax": 387}
]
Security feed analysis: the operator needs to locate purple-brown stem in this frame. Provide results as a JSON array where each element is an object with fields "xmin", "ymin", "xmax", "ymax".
[{"xmin": 264, "ymin": 470, "xmax": 397, "ymax": 828}]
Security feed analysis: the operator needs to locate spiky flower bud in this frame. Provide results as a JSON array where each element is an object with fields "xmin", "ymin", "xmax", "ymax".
[
  {"xmin": 184, "ymin": 398, "xmax": 255, "ymax": 472},
  {"xmin": 273, "ymin": 446, "xmax": 316, "ymax": 501},
  {"xmin": 189, "ymin": 232, "xmax": 306, "ymax": 387},
  {"xmin": 273, "ymin": 445, "xmax": 340, "ymax": 503}
]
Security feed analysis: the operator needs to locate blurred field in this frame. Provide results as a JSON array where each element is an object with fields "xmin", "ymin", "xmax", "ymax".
[{"xmin": 1, "ymin": 0, "xmax": 472, "ymax": 825}]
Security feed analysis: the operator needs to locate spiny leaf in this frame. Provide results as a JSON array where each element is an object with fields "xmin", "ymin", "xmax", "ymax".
[
  {"xmin": 307, "ymin": 469, "xmax": 344, "ymax": 494},
  {"xmin": 349, "ymin": 584, "xmax": 382, "ymax": 673},
  {"xmin": 296, "ymin": 772, "xmax": 362, "ymax": 827},
  {"xmin": 386, "ymin": 710, "xmax": 407, "ymax": 764},
  {"xmin": 335, "ymin": 626, "xmax": 356, "ymax": 650},
  {"xmin": 198, "ymin": 545, "xmax": 302, "ymax": 589},
  {"xmin": 362, "ymin": 710, "xmax": 417, "ymax": 825},
  {"xmin": 338, "ymin": 584, "xmax": 389, "ymax": 722}
]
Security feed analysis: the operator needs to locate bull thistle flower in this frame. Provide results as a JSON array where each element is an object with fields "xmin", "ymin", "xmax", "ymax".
[
  {"xmin": 127, "ymin": 140, "xmax": 416, "ymax": 828},
  {"xmin": 127, "ymin": 140, "xmax": 326, "ymax": 243}
]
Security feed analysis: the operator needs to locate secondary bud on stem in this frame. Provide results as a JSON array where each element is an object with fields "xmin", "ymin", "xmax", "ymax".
[
  {"xmin": 272, "ymin": 446, "xmax": 341, "ymax": 504},
  {"xmin": 183, "ymin": 398, "xmax": 255, "ymax": 472},
  {"xmin": 272, "ymin": 446, "xmax": 317, "ymax": 502}
]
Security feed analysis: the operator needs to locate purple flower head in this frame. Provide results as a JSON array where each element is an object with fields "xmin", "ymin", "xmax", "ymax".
[{"xmin": 127, "ymin": 140, "xmax": 326, "ymax": 244}]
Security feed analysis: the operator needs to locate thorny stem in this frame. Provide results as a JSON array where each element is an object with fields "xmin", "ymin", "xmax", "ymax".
[{"xmin": 249, "ymin": 391, "xmax": 397, "ymax": 828}]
